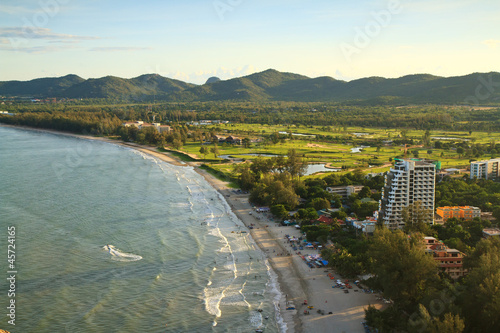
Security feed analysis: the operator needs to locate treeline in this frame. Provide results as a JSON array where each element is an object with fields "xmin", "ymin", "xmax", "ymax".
[
  {"xmin": 361, "ymin": 230, "xmax": 500, "ymax": 333},
  {"xmin": 4, "ymin": 101, "xmax": 500, "ymax": 131},
  {"xmin": 0, "ymin": 111, "xmax": 121, "ymax": 135},
  {"xmin": 436, "ymin": 178, "xmax": 500, "ymax": 212},
  {"xmin": 234, "ymin": 163, "xmax": 384, "ymax": 223}
]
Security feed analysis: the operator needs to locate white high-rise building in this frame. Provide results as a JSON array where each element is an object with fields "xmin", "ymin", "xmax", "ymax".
[
  {"xmin": 379, "ymin": 159, "xmax": 436, "ymax": 230},
  {"xmin": 470, "ymin": 158, "xmax": 500, "ymax": 180}
]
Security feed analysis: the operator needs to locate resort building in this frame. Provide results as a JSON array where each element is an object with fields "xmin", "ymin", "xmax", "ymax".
[
  {"xmin": 379, "ymin": 159, "xmax": 436, "ymax": 230},
  {"xmin": 209, "ymin": 135, "xmax": 241, "ymax": 145},
  {"xmin": 470, "ymin": 158, "xmax": 500, "ymax": 179},
  {"xmin": 436, "ymin": 206, "xmax": 481, "ymax": 222},
  {"xmin": 121, "ymin": 121, "xmax": 171, "ymax": 133},
  {"xmin": 326, "ymin": 185, "xmax": 364, "ymax": 199},
  {"xmin": 424, "ymin": 237, "xmax": 468, "ymax": 279}
]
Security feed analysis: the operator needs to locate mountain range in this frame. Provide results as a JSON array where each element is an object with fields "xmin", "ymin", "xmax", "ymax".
[{"xmin": 1, "ymin": 69, "xmax": 499, "ymax": 104}]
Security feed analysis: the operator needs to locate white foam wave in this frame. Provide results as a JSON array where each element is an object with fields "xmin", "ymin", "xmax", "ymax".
[
  {"xmin": 249, "ymin": 310, "xmax": 263, "ymax": 328},
  {"xmin": 103, "ymin": 245, "xmax": 142, "ymax": 262},
  {"xmin": 264, "ymin": 258, "xmax": 287, "ymax": 333}
]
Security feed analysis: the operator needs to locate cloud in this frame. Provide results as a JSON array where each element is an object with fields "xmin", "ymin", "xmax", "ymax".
[
  {"xmin": 89, "ymin": 47, "xmax": 152, "ymax": 52},
  {"xmin": 0, "ymin": 4, "xmax": 35, "ymax": 15},
  {"xmin": 403, "ymin": 0, "xmax": 476, "ymax": 14},
  {"xmin": 0, "ymin": 27, "xmax": 99, "ymax": 41},
  {"xmin": 482, "ymin": 39, "xmax": 500, "ymax": 49},
  {"xmin": 0, "ymin": 44, "xmax": 78, "ymax": 53}
]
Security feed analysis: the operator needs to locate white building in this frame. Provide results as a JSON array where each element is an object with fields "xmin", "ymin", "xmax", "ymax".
[
  {"xmin": 326, "ymin": 185, "xmax": 364, "ymax": 199},
  {"xmin": 482, "ymin": 228, "xmax": 500, "ymax": 238},
  {"xmin": 379, "ymin": 159, "xmax": 436, "ymax": 230},
  {"xmin": 470, "ymin": 158, "xmax": 500, "ymax": 180}
]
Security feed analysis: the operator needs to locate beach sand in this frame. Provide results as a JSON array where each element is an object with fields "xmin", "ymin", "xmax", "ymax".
[
  {"xmin": 195, "ymin": 168, "xmax": 385, "ymax": 333},
  {"xmin": 2, "ymin": 124, "xmax": 384, "ymax": 332}
]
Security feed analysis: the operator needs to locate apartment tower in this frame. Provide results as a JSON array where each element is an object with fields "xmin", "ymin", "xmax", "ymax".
[
  {"xmin": 379, "ymin": 159, "xmax": 436, "ymax": 229},
  {"xmin": 470, "ymin": 158, "xmax": 500, "ymax": 180}
]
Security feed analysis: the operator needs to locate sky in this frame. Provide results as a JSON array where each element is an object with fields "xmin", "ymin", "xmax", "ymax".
[{"xmin": 1, "ymin": 0, "xmax": 499, "ymax": 84}]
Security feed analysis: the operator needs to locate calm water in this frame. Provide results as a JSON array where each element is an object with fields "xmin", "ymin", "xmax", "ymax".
[{"xmin": 0, "ymin": 126, "xmax": 285, "ymax": 333}]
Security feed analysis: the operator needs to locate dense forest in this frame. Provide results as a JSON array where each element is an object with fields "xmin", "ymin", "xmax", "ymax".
[{"xmin": 1, "ymin": 101, "xmax": 500, "ymax": 132}]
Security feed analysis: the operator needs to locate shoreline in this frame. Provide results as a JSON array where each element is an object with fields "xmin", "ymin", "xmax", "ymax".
[{"xmin": 1, "ymin": 124, "xmax": 383, "ymax": 332}]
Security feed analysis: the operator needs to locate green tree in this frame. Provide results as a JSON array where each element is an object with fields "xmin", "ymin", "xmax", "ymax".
[
  {"xmin": 430, "ymin": 313, "xmax": 465, "ymax": 333},
  {"xmin": 310, "ymin": 197, "xmax": 331, "ymax": 211},
  {"xmin": 271, "ymin": 204, "xmax": 288, "ymax": 219},
  {"xmin": 286, "ymin": 149, "xmax": 307, "ymax": 179},
  {"xmin": 358, "ymin": 186, "xmax": 372, "ymax": 198},
  {"xmin": 172, "ymin": 138, "xmax": 183, "ymax": 150},
  {"xmin": 461, "ymin": 238, "xmax": 500, "ymax": 332},
  {"xmin": 369, "ymin": 228, "xmax": 439, "ymax": 309},
  {"xmin": 301, "ymin": 225, "xmax": 330, "ymax": 242},
  {"xmin": 410, "ymin": 305, "xmax": 465, "ymax": 333},
  {"xmin": 268, "ymin": 180, "xmax": 299, "ymax": 210},
  {"xmin": 331, "ymin": 193, "xmax": 343, "ymax": 208},
  {"xmin": 242, "ymin": 137, "xmax": 251, "ymax": 148},
  {"xmin": 250, "ymin": 157, "xmax": 274, "ymax": 178},
  {"xmin": 210, "ymin": 143, "xmax": 219, "ymax": 159},
  {"xmin": 492, "ymin": 206, "xmax": 500, "ymax": 222},
  {"xmin": 199, "ymin": 146, "xmax": 208, "ymax": 159},
  {"xmin": 296, "ymin": 207, "xmax": 318, "ymax": 221},
  {"xmin": 235, "ymin": 164, "xmax": 255, "ymax": 191},
  {"xmin": 402, "ymin": 201, "xmax": 434, "ymax": 235}
]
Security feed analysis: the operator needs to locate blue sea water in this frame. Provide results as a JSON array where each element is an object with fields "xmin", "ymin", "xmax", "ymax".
[{"xmin": 0, "ymin": 126, "xmax": 285, "ymax": 333}]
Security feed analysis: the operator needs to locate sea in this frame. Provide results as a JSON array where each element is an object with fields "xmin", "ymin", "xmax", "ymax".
[{"xmin": 0, "ymin": 126, "xmax": 286, "ymax": 333}]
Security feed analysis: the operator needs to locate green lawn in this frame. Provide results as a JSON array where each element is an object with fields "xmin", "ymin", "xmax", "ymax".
[{"xmin": 171, "ymin": 124, "xmax": 497, "ymax": 181}]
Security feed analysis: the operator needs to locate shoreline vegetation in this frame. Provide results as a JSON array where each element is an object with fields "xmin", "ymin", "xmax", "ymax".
[{"xmin": 2, "ymin": 124, "xmax": 385, "ymax": 333}]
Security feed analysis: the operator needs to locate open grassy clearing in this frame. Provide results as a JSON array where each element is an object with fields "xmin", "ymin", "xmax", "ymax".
[{"xmin": 170, "ymin": 124, "xmax": 496, "ymax": 181}]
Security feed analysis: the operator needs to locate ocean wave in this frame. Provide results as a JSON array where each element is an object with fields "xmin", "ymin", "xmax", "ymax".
[
  {"xmin": 103, "ymin": 245, "xmax": 142, "ymax": 262},
  {"xmin": 264, "ymin": 258, "xmax": 287, "ymax": 333},
  {"xmin": 249, "ymin": 310, "xmax": 263, "ymax": 328}
]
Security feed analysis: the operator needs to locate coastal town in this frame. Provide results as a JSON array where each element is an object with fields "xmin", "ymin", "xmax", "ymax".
[
  {"xmin": 10, "ymin": 120, "xmax": 500, "ymax": 332},
  {"xmin": 2, "ymin": 110, "xmax": 500, "ymax": 331},
  {"xmin": 2, "ymin": 1, "xmax": 500, "ymax": 332}
]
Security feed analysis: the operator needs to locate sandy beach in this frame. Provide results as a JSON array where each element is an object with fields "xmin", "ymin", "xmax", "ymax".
[
  {"xmin": 195, "ymin": 169, "xmax": 385, "ymax": 333},
  {"xmin": 2, "ymin": 124, "xmax": 383, "ymax": 332}
]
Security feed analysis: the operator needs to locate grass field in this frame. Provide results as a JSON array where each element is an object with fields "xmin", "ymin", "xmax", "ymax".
[{"xmin": 171, "ymin": 124, "xmax": 499, "ymax": 180}]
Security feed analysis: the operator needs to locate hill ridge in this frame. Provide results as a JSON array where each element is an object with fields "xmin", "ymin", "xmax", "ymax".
[{"xmin": 1, "ymin": 70, "xmax": 499, "ymax": 104}]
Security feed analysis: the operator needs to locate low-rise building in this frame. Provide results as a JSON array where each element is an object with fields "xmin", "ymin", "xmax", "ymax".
[
  {"xmin": 434, "ymin": 214, "xmax": 444, "ymax": 225},
  {"xmin": 122, "ymin": 121, "xmax": 171, "ymax": 133},
  {"xmin": 317, "ymin": 215, "xmax": 334, "ymax": 225},
  {"xmin": 480, "ymin": 211, "xmax": 496, "ymax": 222},
  {"xmin": 482, "ymin": 228, "xmax": 500, "ymax": 238},
  {"xmin": 352, "ymin": 217, "xmax": 377, "ymax": 234},
  {"xmin": 326, "ymin": 185, "xmax": 364, "ymax": 199},
  {"xmin": 157, "ymin": 125, "xmax": 171, "ymax": 133},
  {"xmin": 436, "ymin": 206, "xmax": 481, "ymax": 222},
  {"xmin": 424, "ymin": 237, "xmax": 468, "ymax": 279}
]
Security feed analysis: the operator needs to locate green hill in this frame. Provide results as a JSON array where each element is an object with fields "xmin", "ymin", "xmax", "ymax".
[
  {"xmin": 1, "ymin": 70, "xmax": 499, "ymax": 104},
  {"xmin": 0, "ymin": 74, "xmax": 85, "ymax": 97},
  {"xmin": 169, "ymin": 70, "xmax": 500, "ymax": 104},
  {"xmin": 62, "ymin": 74, "xmax": 195, "ymax": 100}
]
